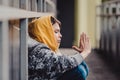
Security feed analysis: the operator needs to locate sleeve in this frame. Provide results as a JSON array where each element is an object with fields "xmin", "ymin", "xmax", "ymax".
[{"xmin": 28, "ymin": 45, "xmax": 83, "ymax": 75}]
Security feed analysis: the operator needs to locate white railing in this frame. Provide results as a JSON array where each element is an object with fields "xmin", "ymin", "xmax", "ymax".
[
  {"xmin": 96, "ymin": 0, "xmax": 120, "ymax": 63},
  {"xmin": 0, "ymin": 0, "xmax": 57, "ymax": 80}
]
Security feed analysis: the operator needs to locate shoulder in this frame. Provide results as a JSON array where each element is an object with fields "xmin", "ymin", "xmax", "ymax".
[{"xmin": 28, "ymin": 37, "xmax": 50, "ymax": 54}]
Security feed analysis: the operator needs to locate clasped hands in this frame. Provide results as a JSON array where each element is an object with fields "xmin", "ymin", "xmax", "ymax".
[{"xmin": 72, "ymin": 32, "xmax": 91, "ymax": 59}]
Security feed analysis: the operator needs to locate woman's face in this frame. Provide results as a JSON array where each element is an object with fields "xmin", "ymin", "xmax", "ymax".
[{"xmin": 53, "ymin": 23, "xmax": 62, "ymax": 47}]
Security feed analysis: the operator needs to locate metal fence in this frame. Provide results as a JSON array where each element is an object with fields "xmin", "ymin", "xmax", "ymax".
[{"xmin": 0, "ymin": 0, "xmax": 57, "ymax": 80}]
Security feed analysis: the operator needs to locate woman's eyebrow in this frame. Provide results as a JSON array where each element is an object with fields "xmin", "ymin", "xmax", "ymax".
[{"xmin": 55, "ymin": 29, "xmax": 60, "ymax": 31}]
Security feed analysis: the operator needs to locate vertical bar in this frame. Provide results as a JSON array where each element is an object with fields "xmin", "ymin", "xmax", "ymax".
[
  {"xmin": 37, "ymin": 0, "xmax": 43, "ymax": 12},
  {"xmin": 53, "ymin": 0, "xmax": 57, "ymax": 16},
  {"xmin": 2, "ymin": 0, "xmax": 9, "ymax": 6},
  {"xmin": 0, "ymin": 21, "xmax": 9, "ymax": 80},
  {"xmin": 31, "ymin": 0, "xmax": 37, "ymax": 11},
  {"xmin": 20, "ymin": 19, "xmax": 28, "ymax": 80},
  {"xmin": 19, "ymin": 0, "xmax": 28, "ymax": 10},
  {"xmin": 43, "ymin": 0, "xmax": 46, "ymax": 12},
  {"xmin": 13, "ymin": 0, "xmax": 19, "ymax": 8},
  {"xmin": 0, "ymin": 22, "xmax": 2, "ymax": 80},
  {"xmin": 28, "ymin": 0, "xmax": 31, "ymax": 11},
  {"xmin": 0, "ymin": 0, "xmax": 2, "ymax": 5}
]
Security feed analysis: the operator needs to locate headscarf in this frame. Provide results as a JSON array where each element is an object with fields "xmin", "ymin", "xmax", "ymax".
[{"xmin": 28, "ymin": 15, "xmax": 59, "ymax": 52}]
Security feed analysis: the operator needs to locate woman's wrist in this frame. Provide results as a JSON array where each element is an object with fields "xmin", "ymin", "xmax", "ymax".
[
  {"xmin": 80, "ymin": 51, "xmax": 89, "ymax": 59},
  {"xmin": 70, "ymin": 53, "xmax": 83, "ymax": 64}
]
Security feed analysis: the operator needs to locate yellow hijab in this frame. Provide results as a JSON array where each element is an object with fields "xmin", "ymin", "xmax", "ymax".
[{"xmin": 28, "ymin": 15, "xmax": 59, "ymax": 52}]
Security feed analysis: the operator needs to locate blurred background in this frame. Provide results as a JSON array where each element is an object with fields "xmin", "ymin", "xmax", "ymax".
[{"xmin": 0, "ymin": 0, "xmax": 120, "ymax": 80}]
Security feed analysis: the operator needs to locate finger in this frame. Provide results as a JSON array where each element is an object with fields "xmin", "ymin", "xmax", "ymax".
[
  {"xmin": 79, "ymin": 34, "xmax": 83, "ymax": 48},
  {"xmin": 87, "ymin": 37, "xmax": 91, "ymax": 47},
  {"xmin": 82, "ymin": 33, "xmax": 86, "ymax": 48},
  {"xmin": 86, "ymin": 37, "xmax": 90, "ymax": 43},
  {"xmin": 72, "ymin": 46, "xmax": 82, "ymax": 52},
  {"xmin": 84, "ymin": 33, "xmax": 87, "ymax": 42},
  {"xmin": 83, "ymin": 33, "xmax": 86, "ymax": 44},
  {"xmin": 80, "ymin": 39, "xmax": 84, "ymax": 49},
  {"xmin": 86, "ymin": 37, "xmax": 91, "ymax": 49}
]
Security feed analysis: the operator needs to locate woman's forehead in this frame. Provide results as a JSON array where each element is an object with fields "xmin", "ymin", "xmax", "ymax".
[{"xmin": 53, "ymin": 23, "xmax": 60, "ymax": 29}]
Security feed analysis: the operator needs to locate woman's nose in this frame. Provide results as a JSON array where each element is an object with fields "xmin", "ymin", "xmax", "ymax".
[{"xmin": 59, "ymin": 33, "xmax": 62, "ymax": 38}]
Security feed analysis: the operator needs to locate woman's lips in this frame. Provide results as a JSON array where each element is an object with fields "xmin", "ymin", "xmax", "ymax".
[{"xmin": 57, "ymin": 40, "xmax": 61, "ymax": 43}]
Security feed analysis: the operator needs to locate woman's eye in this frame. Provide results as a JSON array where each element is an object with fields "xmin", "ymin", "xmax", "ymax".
[
  {"xmin": 55, "ymin": 31, "xmax": 58, "ymax": 33},
  {"xmin": 54, "ymin": 31, "xmax": 58, "ymax": 33}
]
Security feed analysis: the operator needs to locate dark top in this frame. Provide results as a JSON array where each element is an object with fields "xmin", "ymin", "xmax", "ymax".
[{"xmin": 28, "ymin": 37, "xmax": 83, "ymax": 80}]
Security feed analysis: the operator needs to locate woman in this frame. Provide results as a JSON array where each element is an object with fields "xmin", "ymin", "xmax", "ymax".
[{"xmin": 28, "ymin": 15, "xmax": 91, "ymax": 80}]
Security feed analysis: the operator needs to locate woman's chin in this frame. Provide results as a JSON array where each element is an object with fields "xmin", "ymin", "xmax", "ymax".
[{"xmin": 58, "ymin": 43, "xmax": 60, "ymax": 47}]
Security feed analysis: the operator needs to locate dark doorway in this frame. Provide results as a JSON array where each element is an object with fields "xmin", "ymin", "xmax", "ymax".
[{"xmin": 57, "ymin": 0, "xmax": 75, "ymax": 48}]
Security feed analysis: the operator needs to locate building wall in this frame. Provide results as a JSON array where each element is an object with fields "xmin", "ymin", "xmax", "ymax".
[{"xmin": 74, "ymin": 0, "xmax": 102, "ymax": 49}]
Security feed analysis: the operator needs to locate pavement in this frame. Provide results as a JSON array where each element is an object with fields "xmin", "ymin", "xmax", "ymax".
[{"xmin": 60, "ymin": 48, "xmax": 120, "ymax": 80}]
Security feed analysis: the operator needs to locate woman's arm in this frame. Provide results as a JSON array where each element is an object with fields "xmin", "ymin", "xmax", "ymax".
[{"xmin": 28, "ymin": 45, "xmax": 83, "ymax": 74}]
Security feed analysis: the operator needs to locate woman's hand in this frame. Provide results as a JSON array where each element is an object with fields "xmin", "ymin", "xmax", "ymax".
[{"xmin": 72, "ymin": 32, "xmax": 91, "ymax": 59}]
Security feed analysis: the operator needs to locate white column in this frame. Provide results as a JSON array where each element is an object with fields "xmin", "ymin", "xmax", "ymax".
[
  {"xmin": 79, "ymin": 0, "xmax": 88, "ymax": 33},
  {"xmin": 74, "ymin": 0, "xmax": 88, "ymax": 45}
]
